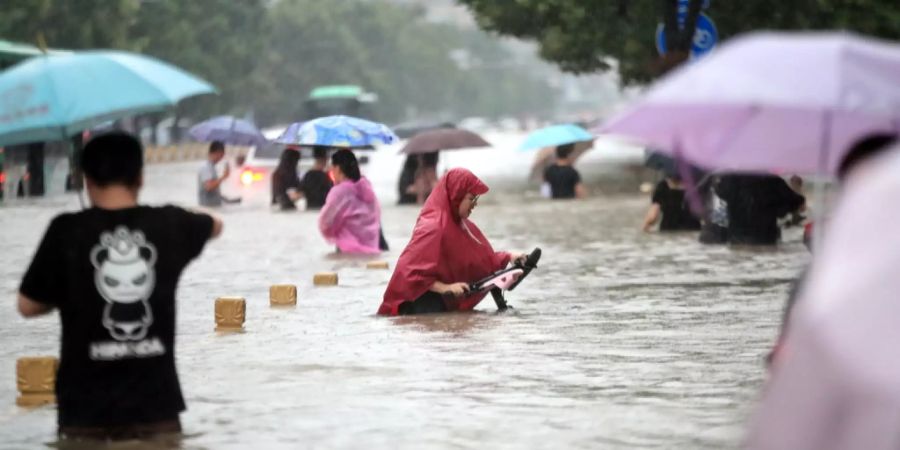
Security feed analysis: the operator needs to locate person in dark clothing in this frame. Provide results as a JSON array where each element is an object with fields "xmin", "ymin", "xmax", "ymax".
[
  {"xmin": 643, "ymin": 174, "xmax": 701, "ymax": 232},
  {"xmin": 412, "ymin": 151, "xmax": 440, "ymax": 204},
  {"xmin": 543, "ymin": 143, "xmax": 586, "ymax": 199},
  {"xmin": 397, "ymin": 155, "xmax": 418, "ymax": 205},
  {"xmin": 715, "ymin": 174, "xmax": 805, "ymax": 245},
  {"xmin": 271, "ymin": 147, "xmax": 302, "ymax": 210},
  {"xmin": 17, "ymin": 132, "xmax": 222, "ymax": 440},
  {"xmin": 298, "ymin": 146, "xmax": 333, "ymax": 210}
]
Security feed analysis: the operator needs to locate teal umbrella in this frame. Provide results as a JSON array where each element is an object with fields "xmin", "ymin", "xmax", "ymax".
[
  {"xmin": 0, "ymin": 51, "xmax": 216, "ymax": 147},
  {"xmin": 519, "ymin": 124, "xmax": 594, "ymax": 151}
]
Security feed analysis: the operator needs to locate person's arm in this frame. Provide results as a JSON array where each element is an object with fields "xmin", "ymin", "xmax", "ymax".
[
  {"xmin": 203, "ymin": 163, "xmax": 230, "ymax": 192},
  {"xmin": 429, "ymin": 280, "xmax": 469, "ymax": 297},
  {"xmin": 575, "ymin": 183, "xmax": 588, "ymax": 199},
  {"xmin": 17, "ymin": 293, "xmax": 52, "ymax": 317},
  {"xmin": 643, "ymin": 204, "xmax": 661, "ymax": 232},
  {"xmin": 18, "ymin": 217, "xmax": 65, "ymax": 317}
]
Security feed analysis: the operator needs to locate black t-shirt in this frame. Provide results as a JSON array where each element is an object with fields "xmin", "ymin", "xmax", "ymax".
[
  {"xmin": 651, "ymin": 181, "xmax": 701, "ymax": 231},
  {"xmin": 19, "ymin": 205, "xmax": 214, "ymax": 428},
  {"xmin": 543, "ymin": 164, "xmax": 581, "ymax": 199},
  {"xmin": 300, "ymin": 169, "xmax": 333, "ymax": 210},
  {"xmin": 271, "ymin": 169, "xmax": 302, "ymax": 210}
]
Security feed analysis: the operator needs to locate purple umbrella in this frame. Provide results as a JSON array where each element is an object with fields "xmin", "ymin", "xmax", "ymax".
[
  {"xmin": 600, "ymin": 32, "xmax": 900, "ymax": 175},
  {"xmin": 746, "ymin": 147, "xmax": 900, "ymax": 450},
  {"xmin": 399, "ymin": 128, "xmax": 491, "ymax": 154},
  {"xmin": 188, "ymin": 115, "xmax": 267, "ymax": 147}
]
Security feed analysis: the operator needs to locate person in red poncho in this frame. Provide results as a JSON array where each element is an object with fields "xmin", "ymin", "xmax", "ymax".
[{"xmin": 378, "ymin": 168, "xmax": 525, "ymax": 315}]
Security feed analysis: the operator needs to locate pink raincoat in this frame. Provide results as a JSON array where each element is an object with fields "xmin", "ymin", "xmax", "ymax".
[{"xmin": 318, "ymin": 177, "xmax": 382, "ymax": 254}]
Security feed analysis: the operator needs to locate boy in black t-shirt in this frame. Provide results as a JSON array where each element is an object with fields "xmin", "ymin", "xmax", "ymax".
[
  {"xmin": 299, "ymin": 146, "xmax": 334, "ymax": 210},
  {"xmin": 17, "ymin": 132, "xmax": 223, "ymax": 440},
  {"xmin": 543, "ymin": 143, "xmax": 587, "ymax": 199}
]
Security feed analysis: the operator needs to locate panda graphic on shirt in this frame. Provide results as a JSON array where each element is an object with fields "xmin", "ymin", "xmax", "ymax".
[{"xmin": 90, "ymin": 226, "xmax": 157, "ymax": 342}]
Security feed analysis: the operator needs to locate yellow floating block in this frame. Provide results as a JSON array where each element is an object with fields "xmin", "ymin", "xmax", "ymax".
[
  {"xmin": 313, "ymin": 272, "xmax": 338, "ymax": 286},
  {"xmin": 366, "ymin": 261, "xmax": 389, "ymax": 270},
  {"xmin": 270, "ymin": 284, "xmax": 297, "ymax": 306},
  {"xmin": 215, "ymin": 297, "xmax": 246, "ymax": 331},
  {"xmin": 16, "ymin": 357, "xmax": 58, "ymax": 407}
]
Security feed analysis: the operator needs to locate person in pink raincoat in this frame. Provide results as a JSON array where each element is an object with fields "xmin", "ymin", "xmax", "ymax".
[{"xmin": 318, "ymin": 149, "xmax": 384, "ymax": 254}]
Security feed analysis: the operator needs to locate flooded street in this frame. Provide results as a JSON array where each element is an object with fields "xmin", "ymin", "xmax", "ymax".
[{"xmin": 0, "ymin": 139, "xmax": 808, "ymax": 449}]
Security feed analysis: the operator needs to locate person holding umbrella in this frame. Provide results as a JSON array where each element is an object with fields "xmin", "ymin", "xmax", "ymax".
[
  {"xmin": 299, "ymin": 146, "xmax": 334, "ymax": 210},
  {"xmin": 543, "ymin": 143, "xmax": 587, "ymax": 199},
  {"xmin": 197, "ymin": 141, "xmax": 239, "ymax": 207}
]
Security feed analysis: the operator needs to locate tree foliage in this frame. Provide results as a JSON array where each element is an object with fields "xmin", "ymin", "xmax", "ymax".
[
  {"xmin": 0, "ymin": 0, "xmax": 559, "ymax": 127},
  {"xmin": 458, "ymin": 0, "xmax": 900, "ymax": 84}
]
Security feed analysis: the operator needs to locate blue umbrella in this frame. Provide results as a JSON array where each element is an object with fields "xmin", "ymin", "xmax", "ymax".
[
  {"xmin": 519, "ymin": 124, "xmax": 594, "ymax": 151},
  {"xmin": 189, "ymin": 115, "xmax": 267, "ymax": 147},
  {"xmin": 273, "ymin": 121, "xmax": 304, "ymax": 145},
  {"xmin": 279, "ymin": 115, "xmax": 397, "ymax": 148},
  {"xmin": 0, "ymin": 51, "xmax": 215, "ymax": 147}
]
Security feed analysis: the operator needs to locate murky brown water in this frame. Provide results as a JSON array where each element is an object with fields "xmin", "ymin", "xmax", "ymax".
[{"xmin": 0, "ymin": 141, "xmax": 808, "ymax": 449}]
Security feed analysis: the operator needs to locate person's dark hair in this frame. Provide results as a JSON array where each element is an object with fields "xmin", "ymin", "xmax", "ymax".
[
  {"xmin": 838, "ymin": 133, "xmax": 897, "ymax": 179},
  {"xmin": 422, "ymin": 151, "xmax": 439, "ymax": 168},
  {"xmin": 274, "ymin": 147, "xmax": 300, "ymax": 177},
  {"xmin": 331, "ymin": 149, "xmax": 361, "ymax": 181},
  {"xmin": 209, "ymin": 140, "xmax": 225, "ymax": 154},
  {"xmin": 312, "ymin": 145, "xmax": 329, "ymax": 160},
  {"xmin": 556, "ymin": 143, "xmax": 575, "ymax": 159},
  {"xmin": 80, "ymin": 131, "xmax": 144, "ymax": 188}
]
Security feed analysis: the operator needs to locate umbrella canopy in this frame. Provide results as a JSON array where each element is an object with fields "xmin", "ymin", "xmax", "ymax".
[
  {"xmin": 277, "ymin": 115, "xmax": 397, "ymax": 149},
  {"xmin": 400, "ymin": 128, "xmax": 490, "ymax": 155},
  {"xmin": 0, "ymin": 40, "xmax": 70, "ymax": 69},
  {"xmin": 188, "ymin": 115, "xmax": 267, "ymax": 147},
  {"xmin": 274, "ymin": 121, "xmax": 304, "ymax": 144},
  {"xmin": 0, "ymin": 51, "xmax": 215, "ymax": 147},
  {"xmin": 600, "ymin": 31, "xmax": 900, "ymax": 175},
  {"xmin": 392, "ymin": 120, "xmax": 456, "ymax": 139},
  {"xmin": 520, "ymin": 124, "xmax": 594, "ymax": 151}
]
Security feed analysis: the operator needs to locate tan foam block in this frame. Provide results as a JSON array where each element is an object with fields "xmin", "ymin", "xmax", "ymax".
[
  {"xmin": 313, "ymin": 272, "xmax": 338, "ymax": 286},
  {"xmin": 215, "ymin": 297, "xmax": 246, "ymax": 331},
  {"xmin": 366, "ymin": 261, "xmax": 389, "ymax": 270},
  {"xmin": 16, "ymin": 357, "xmax": 57, "ymax": 407},
  {"xmin": 270, "ymin": 284, "xmax": 297, "ymax": 306}
]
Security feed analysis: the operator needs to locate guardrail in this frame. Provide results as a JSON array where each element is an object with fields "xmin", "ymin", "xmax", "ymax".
[{"xmin": 144, "ymin": 144, "xmax": 247, "ymax": 164}]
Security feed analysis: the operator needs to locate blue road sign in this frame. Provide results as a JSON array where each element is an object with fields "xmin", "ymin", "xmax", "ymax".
[{"xmin": 656, "ymin": 12, "xmax": 718, "ymax": 60}]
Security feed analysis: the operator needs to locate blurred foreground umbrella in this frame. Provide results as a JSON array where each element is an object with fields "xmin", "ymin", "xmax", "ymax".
[
  {"xmin": 520, "ymin": 124, "xmax": 594, "ymax": 151},
  {"xmin": 0, "ymin": 51, "xmax": 215, "ymax": 147},
  {"xmin": 746, "ymin": 147, "xmax": 900, "ymax": 450},
  {"xmin": 189, "ymin": 115, "xmax": 267, "ymax": 147},
  {"xmin": 400, "ymin": 128, "xmax": 490, "ymax": 154},
  {"xmin": 600, "ymin": 31, "xmax": 900, "ymax": 175},
  {"xmin": 277, "ymin": 115, "xmax": 396, "ymax": 149}
]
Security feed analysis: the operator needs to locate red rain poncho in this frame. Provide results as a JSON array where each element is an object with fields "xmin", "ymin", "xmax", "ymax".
[{"xmin": 378, "ymin": 168, "xmax": 510, "ymax": 315}]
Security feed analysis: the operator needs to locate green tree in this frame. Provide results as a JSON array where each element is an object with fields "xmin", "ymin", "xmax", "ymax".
[
  {"xmin": 458, "ymin": 0, "xmax": 900, "ymax": 84},
  {"xmin": 0, "ymin": 0, "xmax": 139, "ymax": 49}
]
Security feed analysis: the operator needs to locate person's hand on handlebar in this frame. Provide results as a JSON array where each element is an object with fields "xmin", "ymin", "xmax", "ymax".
[
  {"xmin": 444, "ymin": 282, "xmax": 470, "ymax": 297},
  {"xmin": 509, "ymin": 252, "xmax": 527, "ymax": 265}
]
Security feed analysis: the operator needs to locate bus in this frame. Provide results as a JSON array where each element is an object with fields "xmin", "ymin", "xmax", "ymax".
[{"xmin": 304, "ymin": 85, "xmax": 378, "ymax": 120}]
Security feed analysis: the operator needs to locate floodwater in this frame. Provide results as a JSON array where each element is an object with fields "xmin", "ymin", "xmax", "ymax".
[{"xmin": 0, "ymin": 134, "xmax": 808, "ymax": 449}]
